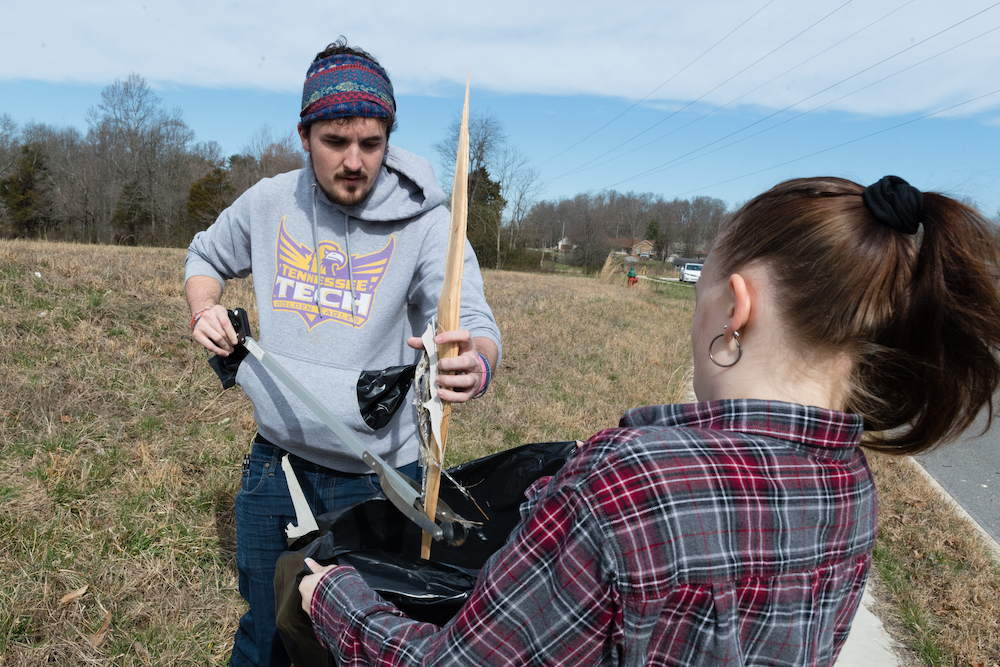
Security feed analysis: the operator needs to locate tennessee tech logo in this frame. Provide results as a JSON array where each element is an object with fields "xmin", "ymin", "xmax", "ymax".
[{"xmin": 272, "ymin": 217, "xmax": 394, "ymax": 329}]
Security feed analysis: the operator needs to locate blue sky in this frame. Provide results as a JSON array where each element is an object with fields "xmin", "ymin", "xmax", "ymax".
[{"xmin": 2, "ymin": 0, "xmax": 999, "ymax": 215}]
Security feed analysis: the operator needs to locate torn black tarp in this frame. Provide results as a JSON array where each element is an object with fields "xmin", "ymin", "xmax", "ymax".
[
  {"xmin": 357, "ymin": 364, "xmax": 417, "ymax": 430},
  {"xmin": 274, "ymin": 440, "xmax": 577, "ymax": 667},
  {"xmin": 207, "ymin": 345, "xmax": 248, "ymax": 389}
]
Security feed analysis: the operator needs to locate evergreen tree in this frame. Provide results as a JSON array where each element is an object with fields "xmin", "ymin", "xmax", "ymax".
[
  {"xmin": 646, "ymin": 219, "xmax": 666, "ymax": 259},
  {"xmin": 466, "ymin": 166, "xmax": 505, "ymax": 269},
  {"xmin": 183, "ymin": 166, "xmax": 233, "ymax": 241},
  {"xmin": 110, "ymin": 181, "xmax": 154, "ymax": 245},
  {"xmin": 0, "ymin": 143, "xmax": 55, "ymax": 238}
]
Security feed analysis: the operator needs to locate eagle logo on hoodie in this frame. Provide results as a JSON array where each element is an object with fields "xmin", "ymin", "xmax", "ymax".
[{"xmin": 272, "ymin": 217, "xmax": 395, "ymax": 329}]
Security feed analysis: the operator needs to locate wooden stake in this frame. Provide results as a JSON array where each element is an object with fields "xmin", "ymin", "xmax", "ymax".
[{"xmin": 421, "ymin": 72, "xmax": 470, "ymax": 560}]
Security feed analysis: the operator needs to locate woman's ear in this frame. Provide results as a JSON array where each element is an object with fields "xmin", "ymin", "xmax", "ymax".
[{"xmin": 726, "ymin": 273, "xmax": 752, "ymax": 341}]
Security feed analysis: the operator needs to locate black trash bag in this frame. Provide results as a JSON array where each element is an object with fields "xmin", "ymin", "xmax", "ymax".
[
  {"xmin": 274, "ymin": 440, "xmax": 577, "ymax": 667},
  {"xmin": 207, "ymin": 308, "xmax": 252, "ymax": 389},
  {"xmin": 208, "ymin": 345, "xmax": 249, "ymax": 389},
  {"xmin": 357, "ymin": 364, "xmax": 417, "ymax": 430}
]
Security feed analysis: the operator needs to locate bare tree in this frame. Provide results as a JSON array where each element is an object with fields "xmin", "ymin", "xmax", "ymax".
[
  {"xmin": 663, "ymin": 198, "xmax": 695, "ymax": 255},
  {"xmin": 568, "ymin": 194, "xmax": 611, "ymax": 272},
  {"xmin": 492, "ymin": 144, "xmax": 542, "ymax": 259},
  {"xmin": 524, "ymin": 200, "xmax": 562, "ymax": 249},
  {"xmin": 611, "ymin": 191, "xmax": 654, "ymax": 246},
  {"xmin": 86, "ymin": 73, "xmax": 196, "ymax": 244},
  {"xmin": 0, "ymin": 114, "xmax": 18, "ymax": 177},
  {"xmin": 435, "ymin": 111, "xmax": 545, "ymax": 269},
  {"xmin": 434, "ymin": 112, "xmax": 507, "ymax": 192},
  {"xmin": 229, "ymin": 125, "xmax": 304, "ymax": 197},
  {"xmin": 20, "ymin": 123, "xmax": 100, "ymax": 241},
  {"xmin": 690, "ymin": 195, "xmax": 728, "ymax": 250}
]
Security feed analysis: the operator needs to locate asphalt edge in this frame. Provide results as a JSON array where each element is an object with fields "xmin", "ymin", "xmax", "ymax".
[{"xmin": 906, "ymin": 456, "xmax": 1000, "ymax": 563}]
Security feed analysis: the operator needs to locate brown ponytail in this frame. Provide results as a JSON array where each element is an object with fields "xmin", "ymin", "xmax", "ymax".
[{"xmin": 713, "ymin": 177, "xmax": 1000, "ymax": 454}]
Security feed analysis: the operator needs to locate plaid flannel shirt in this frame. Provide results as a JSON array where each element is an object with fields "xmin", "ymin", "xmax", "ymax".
[{"xmin": 310, "ymin": 399, "xmax": 877, "ymax": 666}]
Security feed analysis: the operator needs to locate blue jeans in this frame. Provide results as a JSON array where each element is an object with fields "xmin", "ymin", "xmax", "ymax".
[{"xmin": 231, "ymin": 437, "xmax": 420, "ymax": 667}]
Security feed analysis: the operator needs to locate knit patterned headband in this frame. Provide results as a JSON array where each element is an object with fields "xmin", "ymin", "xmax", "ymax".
[{"xmin": 300, "ymin": 54, "xmax": 395, "ymax": 126}]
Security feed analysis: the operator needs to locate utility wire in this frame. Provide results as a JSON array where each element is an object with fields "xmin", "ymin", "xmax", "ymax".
[
  {"xmin": 551, "ymin": 0, "xmax": 915, "ymax": 181},
  {"xmin": 521, "ymin": 1, "xmax": 691, "ymax": 141},
  {"xmin": 614, "ymin": 21, "xmax": 1000, "ymax": 187},
  {"xmin": 664, "ymin": 86, "xmax": 1000, "ymax": 198},
  {"xmin": 536, "ymin": 0, "xmax": 778, "ymax": 167},
  {"xmin": 601, "ymin": 0, "xmax": 1000, "ymax": 189}
]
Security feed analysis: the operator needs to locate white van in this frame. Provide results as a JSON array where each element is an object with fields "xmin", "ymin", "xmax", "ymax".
[{"xmin": 679, "ymin": 263, "xmax": 703, "ymax": 283}]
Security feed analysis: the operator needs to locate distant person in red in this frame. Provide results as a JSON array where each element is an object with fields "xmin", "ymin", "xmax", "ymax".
[
  {"xmin": 300, "ymin": 176, "xmax": 1000, "ymax": 666},
  {"xmin": 627, "ymin": 265, "xmax": 638, "ymax": 286}
]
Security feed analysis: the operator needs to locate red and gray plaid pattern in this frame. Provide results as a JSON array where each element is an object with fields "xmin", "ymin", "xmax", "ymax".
[{"xmin": 310, "ymin": 399, "xmax": 877, "ymax": 666}]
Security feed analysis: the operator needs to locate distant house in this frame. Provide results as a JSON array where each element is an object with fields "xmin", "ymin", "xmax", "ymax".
[
  {"xmin": 631, "ymin": 240, "xmax": 654, "ymax": 257},
  {"xmin": 671, "ymin": 256, "xmax": 705, "ymax": 269},
  {"xmin": 669, "ymin": 243, "xmax": 709, "ymax": 260},
  {"xmin": 606, "ymin": 238, "xmax": 655, "ymax": 257}
]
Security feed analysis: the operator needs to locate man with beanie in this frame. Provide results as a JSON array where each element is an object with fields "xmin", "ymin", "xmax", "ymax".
[{"xmin": 183, "ymin": 39, "xmax": 501, "ymax": 667}]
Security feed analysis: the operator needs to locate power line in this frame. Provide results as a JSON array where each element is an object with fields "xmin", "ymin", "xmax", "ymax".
[
  {"xmin": 521, "ymin": 0, "xmax": 692, "ymax": 142},
  {"xmin": 600, "ymin": 0, "xmax": 1000, "ymax": 190},
  {"xmin": 536, "ymin": 0, "xmax": 778, "ymax": 167},
  {"xmin": 618, "ymin": 21, "xmax": 1000, "ymax": 187},
  {"xmin": 551, "ymin": 0, "xmax": 915, "ymax": 181},
  {"xmin": 667, "ymin": 87, "xmax": 1000, "ymax": 198}
]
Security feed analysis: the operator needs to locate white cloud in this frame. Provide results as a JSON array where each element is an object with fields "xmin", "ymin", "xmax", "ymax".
[{"xmin": 4, "ymin": 0, "xmax": 1000, "ymax": 118}]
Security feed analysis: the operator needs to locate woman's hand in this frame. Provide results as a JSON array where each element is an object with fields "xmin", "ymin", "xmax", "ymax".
[{"xmin": 299, "ymin": 557, "xmax": 338, "ymax": 618}]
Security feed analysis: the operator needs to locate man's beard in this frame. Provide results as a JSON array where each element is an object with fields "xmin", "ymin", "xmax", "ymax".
[
  {"xmin": 328, "ymin": 171, "xmax": 371, "ymax": 206},
  {"xmin": 308, "ymin": 155, "xmax": 374, "ymax": 207}
]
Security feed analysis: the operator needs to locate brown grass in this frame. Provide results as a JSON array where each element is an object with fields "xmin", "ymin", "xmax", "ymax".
[
  {"xmin": 446, "ymin": 268, "xmax": 694, "ymax": 464},
  {"xmin": 867, "ymin": 453, "xmax": 1000, "ymax": 666},
  {"xmin": 0, "ymin": 240, "xmax": 256, "ymax": 665},
  {"xmin": 0, "ymin": 240, "xmax": 694, "ymax": 665},
  {"xmin": 3, "ymin": 239, "xmax": 997, "ymax": 666}
]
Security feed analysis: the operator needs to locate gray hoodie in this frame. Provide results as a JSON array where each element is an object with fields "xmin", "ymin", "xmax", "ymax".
[{"xmin": 185, "ymin": 145, "xmax": 501, "ymax": 473}]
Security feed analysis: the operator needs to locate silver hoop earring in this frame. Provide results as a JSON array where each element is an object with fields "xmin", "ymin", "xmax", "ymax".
[{"xmin": 709, "ymin": 331, "xmax": 742, "ymax": 368}]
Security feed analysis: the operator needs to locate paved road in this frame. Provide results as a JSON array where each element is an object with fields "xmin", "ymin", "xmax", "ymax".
[{"xmin": 916, "ymin": 406, "xmax": 1000, "ymax": 544}]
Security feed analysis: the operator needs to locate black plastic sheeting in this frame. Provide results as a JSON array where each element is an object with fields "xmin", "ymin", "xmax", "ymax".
[
  {"xmin": 208, "ymin": 344, "xmax": 248, "ymax": 389},
  {"xmin": 356, "ymin": 364, "xmax": 417, "ymax": 430},
  {"xmin": 274, "ymin": 440, "xmax": 577, "ymax": 667}
]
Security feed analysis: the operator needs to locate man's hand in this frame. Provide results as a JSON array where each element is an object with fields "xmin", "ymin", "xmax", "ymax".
[
  {"xmin": 299, "ymin": 557, "xmax": 337, "ymax": 618},
  {"xmin": 186, "ymin": 276, "xmax": 239, "ymax": 356},
  {"xmin": 191, "ymin": 304, "xmax": 239, "ymax": 356},
  {"xmin": 407, "ymin": 330, "xmax": 496, "ymax": 403}
]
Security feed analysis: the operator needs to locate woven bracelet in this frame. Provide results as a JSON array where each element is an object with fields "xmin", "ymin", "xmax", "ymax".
[
  {"xmin": 472, "ymin": 353, "xmax": 492, "ymax": 399},
  {"xmin": 190, "ymin": 307, "xmax": 211, "ymax": 332}
]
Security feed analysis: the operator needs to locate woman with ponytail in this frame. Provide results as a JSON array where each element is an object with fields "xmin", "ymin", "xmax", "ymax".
[{"xmin": 299, "ymin": 176, "xmax": 1000, "ymax": 667}]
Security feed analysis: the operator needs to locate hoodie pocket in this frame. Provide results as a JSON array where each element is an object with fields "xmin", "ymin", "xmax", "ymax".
[{"xmin": 236, "ymin": 348, "xmax": 380, "ymax": 442}]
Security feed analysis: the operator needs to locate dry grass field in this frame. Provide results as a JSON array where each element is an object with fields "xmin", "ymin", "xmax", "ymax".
[
  {"xmin": 0, "ymin": 240, "xmax": 694, "ymax": 665},
  {"xmin": 1, "ymin": 239, "xmax": 998, "ymax": 666}
]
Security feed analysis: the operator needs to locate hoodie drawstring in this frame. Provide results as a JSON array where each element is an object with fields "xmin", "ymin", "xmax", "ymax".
[
  {"xmin": 311, "ymin": 184, "xmax": 323, "ymax": 320},
  {"xmin": 343, "ymin": 213, "xmax": 359, "ymax": 326},
  {"xmin": 311, "ymin": 183, "xmax": 359, "ymax": 326}
]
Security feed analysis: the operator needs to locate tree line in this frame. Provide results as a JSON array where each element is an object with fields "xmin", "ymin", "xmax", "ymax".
[
  {"xmin": 433, "ymin": 112, "xmax": 731, "ymax": 273},
  {"xmin": 7, "ymin": 77, "xmax": 999, "ymax": 272},
  {"xmin": 522, "ymin": 191, "xmax": 728, "ymax": 271},
  {"xmin": 1, "ymin": 76, "xmax": 731, "ymax": 268},
  {"xmin": 0, "ymin": 74, "xmax": 301, "ymax": 246}
]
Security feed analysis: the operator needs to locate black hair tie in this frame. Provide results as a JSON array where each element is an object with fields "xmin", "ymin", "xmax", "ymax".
[{"xmin": 862, "ymin": 175, "xmax": 923, "ymax": 235}]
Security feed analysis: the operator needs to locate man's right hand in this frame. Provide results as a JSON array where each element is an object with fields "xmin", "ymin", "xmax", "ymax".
[{"xmin": 191, "ymin": 304, "xmax": 239, "ymax": 356}]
